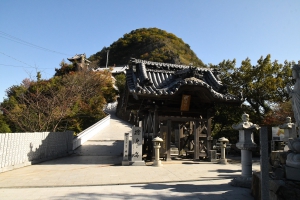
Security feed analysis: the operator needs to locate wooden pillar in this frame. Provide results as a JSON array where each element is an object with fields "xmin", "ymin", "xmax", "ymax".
[
  {"xmin": 153, "ymin": 107, "xmax": 158, "ymax": 137},
  {"xmin": 179, "ymin": 124, "xmax": 184, "ymax": 155},
  {"xmin": 206, "ymin": 117, "xmax": 213, "ymax": 152},
  {"xmin": 194, "ymin": 120, "xmax": 200, "ymax": 160},
  {"xmin": 189, "ymin": 121, "xmax": 193, "ymax": 151},
  {"xmin": 166, "ymin": 119, "xmax": 171, "ymax": 161},
  {"xmin": 142, "ymin": 115, "xmax": 149, "ymax": 137},
  {"xmin": 207, "ymin": 107, "xmax": 215, "ymax": 152}
]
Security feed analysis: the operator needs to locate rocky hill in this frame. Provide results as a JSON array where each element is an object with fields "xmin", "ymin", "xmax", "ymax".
[{"xmin": 88, "ymin": 28, "xmax": 205, "ymax": 67}]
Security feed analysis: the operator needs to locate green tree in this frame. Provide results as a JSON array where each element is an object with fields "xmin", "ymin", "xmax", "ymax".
[
  {"xmin": 0, "ymin": 114, "xmax": 11, "ymax": 133},
  {"xmin": 210, "ymin": 55, "xmax": 294, "ymax": 142},
  {"xmin": 1, "ymin": 69, "xmax": 117, "ymax": 133},
  {"xmin": 212, "ymin": 55, "xmax": 293, "ymax": 124},
  {"xmin": 54, "ymin": 60, "xmax": 76, "ymax": 76},
  {"xmin": 231, "ymin": 55, "xmax": 293, "ymax": 123},
  {"xmin": 115, "ymin": 73, "xmax": 126, "ymax": 95}
]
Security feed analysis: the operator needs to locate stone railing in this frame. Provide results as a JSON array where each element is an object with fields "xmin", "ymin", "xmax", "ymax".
[
  {"xmin": 72, "ymin": 113, "xmax": 110, "ymax": 150},
  {"xmin": 0, "ymin": 131, "xmax": 73, "ymax": 173}
]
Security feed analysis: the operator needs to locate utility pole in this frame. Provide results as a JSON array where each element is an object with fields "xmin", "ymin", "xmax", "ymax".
[{"xmin": 106, "ymin": 50, "xmax": 109, "ymax": 68}]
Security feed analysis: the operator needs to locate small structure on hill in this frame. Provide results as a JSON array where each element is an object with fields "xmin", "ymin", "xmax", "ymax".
[
  {"xmin": 67, "ymin": 53, "xmax": 91, "ymax": 71},
  {"xmin": 119, "ymin": 58, "xmax": 242, "ymax": 161},
  {"xmin": 93, "ymin": 65, "xmax": 128, "ymax": 75}
]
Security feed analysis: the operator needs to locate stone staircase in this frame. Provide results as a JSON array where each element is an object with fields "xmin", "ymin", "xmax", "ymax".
[{"xmin": 73, "ymin": 109, "xmax": 132, "ymax": 165}]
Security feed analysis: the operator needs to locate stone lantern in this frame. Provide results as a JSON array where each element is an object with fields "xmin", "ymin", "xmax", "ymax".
[
  {"xmin": 218, "ymin": 137, "xmax": 229, "ymax": 164},
  {"xmin": 232, "ymin": 113, "xmax": 260, "ymax": 187},
  {"xmin": 279, "ymin": 117, "xmax": 296, "ymax": 151},
  {"xmin": 152, "ymin": 136, "xmax": 163, "ymax": 167}
]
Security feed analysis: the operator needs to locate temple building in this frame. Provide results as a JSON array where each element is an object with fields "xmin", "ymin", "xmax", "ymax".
[
  {"xmin": 67, "ymin": 53, "xmax": 91, "ymax": 71},
  {"xmin": 119, "ymin": 58, "xmax": 243, "ymax": 161}
]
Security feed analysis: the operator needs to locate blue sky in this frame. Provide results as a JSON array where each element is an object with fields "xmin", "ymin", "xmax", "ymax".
[{"xmin": 1, "ymin": 1, "xmax": 300, "ymax": 102}]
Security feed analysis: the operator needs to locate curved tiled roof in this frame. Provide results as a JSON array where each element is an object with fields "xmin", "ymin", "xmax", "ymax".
[{"xmin": 126, "ymin": 58, "xmax": 241, "ymax": 103}]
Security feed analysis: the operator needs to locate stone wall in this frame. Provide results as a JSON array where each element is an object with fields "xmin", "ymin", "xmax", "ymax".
[{"xmin": 0, "ymin": 131, "xmax": 73, "ymax": 173}]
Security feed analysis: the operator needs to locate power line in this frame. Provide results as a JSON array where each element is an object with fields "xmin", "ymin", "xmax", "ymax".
[
  {"xmin": 0, "ymin": 30, "xmax": 72, "ymax": 56},
  {"xmin": 0, "ymin": 64, "xmax": 24, "ymax": 67},
  {"xmin": 0, "ymin": 52, "xmax": 34, "ymax": 68},
  {"xmin": 0, "ymin": 64, "xmax": 53, "ymax": 69}
]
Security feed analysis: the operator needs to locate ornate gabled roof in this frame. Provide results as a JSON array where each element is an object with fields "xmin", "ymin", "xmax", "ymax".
[
  {"xmin": 67, "ymin": 54, "xmax": 91, "ymax": 63},
  {"xmin": 126, "ymin": 58, "xmax": 242, "ymax": 103}
]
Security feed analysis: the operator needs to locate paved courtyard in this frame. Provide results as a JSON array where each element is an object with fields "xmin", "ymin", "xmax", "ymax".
[{"xmin": 0, "ymin": 110, "xmax": 259, "ymax": 199}]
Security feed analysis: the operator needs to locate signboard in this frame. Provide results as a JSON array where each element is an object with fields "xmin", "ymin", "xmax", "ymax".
[
  {"xmin": 132, "ymin": 126, "xmax": 143, "ymax": 163},
  {"xmin": 272, "ymin": 126, "xmax": 284, "ymax": 141},
  {"xmin": 180, "ymin": 95, "xmax": 191, "ymax": 111},
  {"xmin": 160, "ymin": 126, "xmax": 168, "ymax": 156}
]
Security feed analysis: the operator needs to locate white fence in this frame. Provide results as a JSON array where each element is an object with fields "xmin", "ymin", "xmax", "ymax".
[
  {"xmin": 0, "ymin": 109, "xmax": 113, "ymax": 172},
  {"xmin": 0, "ymin": 131, "xmax": 73, "ymax": 173},
  {"xmin": 72, "ymin": 113, "xmax": 110, "ymax": 150}
]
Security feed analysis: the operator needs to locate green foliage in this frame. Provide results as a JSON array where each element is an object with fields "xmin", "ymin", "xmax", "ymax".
[
  {"xmin": 54, "ymin": 60, "xmax": 76, "ymax": 76},
  {"xmin": 211, "ymin": 55, "xmax": 293, "ymax": 125},
  {"xmin": 232, "ymin": 55, "xmax": 292, "ymax": 123},
  {"xmin": 36, "ymin": 71, "xmax": 42, "ymax": 81},
  {"xmin": 210, "ymin": 55, "xmax": 294, "ymax": 141},
  {"xmin": 115, "ymin": 73, "xmax": 126, "ymax": 95},
  {"xmin": 0, "ymin": 114, "xmax": 11, "ymax": 133},
  {"xmin": 211, "ymin": 103, "xmax": 255, "ymax": 144},
  {"xmin": 88, "ymin": 28, "xmax": 205, "ymax": 67},
  {"xmin": 1, "ymin": 69, "xmax": 117, "ymax": 133}
]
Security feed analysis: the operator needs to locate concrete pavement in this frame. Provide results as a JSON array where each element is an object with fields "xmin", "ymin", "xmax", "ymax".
[
  {"xmin": 0, "ymin": 179, "xmax": 256, "ymax": 200},
  {"xmin": 0, "ymin": 110, "xmax": 260, "ymax": 199}
]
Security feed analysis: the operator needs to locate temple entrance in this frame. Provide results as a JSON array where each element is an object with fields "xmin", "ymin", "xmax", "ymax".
[
  {"xmin": 120, "ymin": 58, "xmax": 242, "ymax": 162},
  {"xmin": 141, "ymin": 110, "xmax": 212, "ymax": 161},
  {"xmin": 158, "ymin": 118, "xmax": 211, "ymax": 161}
]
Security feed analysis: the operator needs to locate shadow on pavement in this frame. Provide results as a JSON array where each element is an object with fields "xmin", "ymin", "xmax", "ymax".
[
  {"xmin": 37, "ymin": 141, "xmax": 124, "ymax": 165},
  {"xmin": 50, "ymin": 182, "xmax": 254, "ymax": 200}
]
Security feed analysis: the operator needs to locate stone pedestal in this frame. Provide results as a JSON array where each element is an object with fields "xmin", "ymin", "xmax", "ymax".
[
  {"xmin": 152, "ymin": 136, "xmax": 163, "ymax": 167},
  {"xmin": 208, "ymin": 150, "xmax": 217, "ymax": 162},
  {"xmin": 231, "ymin": 113, "xmax": 259, "ymax": 188},
  {"xmin": 286, "ymin": 138, "xmax": 300, "ymax": 181}
]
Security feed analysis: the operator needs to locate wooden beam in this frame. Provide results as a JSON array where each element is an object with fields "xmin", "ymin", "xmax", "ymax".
[{"xmin": 159, "ymin": 116, "xmax": 205, "ymax": 122}]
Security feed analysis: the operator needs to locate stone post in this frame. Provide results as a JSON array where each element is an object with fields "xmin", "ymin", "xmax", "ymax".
[
  {"xmin": 218, "ymin": 137, "xmax": 229, "ymax": 164},
  {"xmin": 260, "ymin": 127, "xmax": 270, "ymax": 200},
  {"xmin": 131, "ymin": 126, "xmax": 145, "ymax": 166},
  {"xmin": 231, "ymin": 113, "xmax": 260, "ymax": 188},
  {"xmin": 152, "ymin": 136, "xmax": 163, "ymax": 167},
  {"xmin": 122, "ymin": 133, "xmax": 130, "ymax": 166}
]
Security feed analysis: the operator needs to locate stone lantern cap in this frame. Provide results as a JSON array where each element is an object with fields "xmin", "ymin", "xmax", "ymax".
[
  {"xmin": 279, "ymin": 117, "xmax": 294, "ymax": 129},
  {"xmin": 232, "ymin": 113, "xmax": 260, "ymax": 130},
  {"xmin": 152, "ymin": 136, "xmax": 163, "ymax": 142},
  {"xmin": 218, "ymin": 137, "xmax": 229, "ymax": 143}
]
